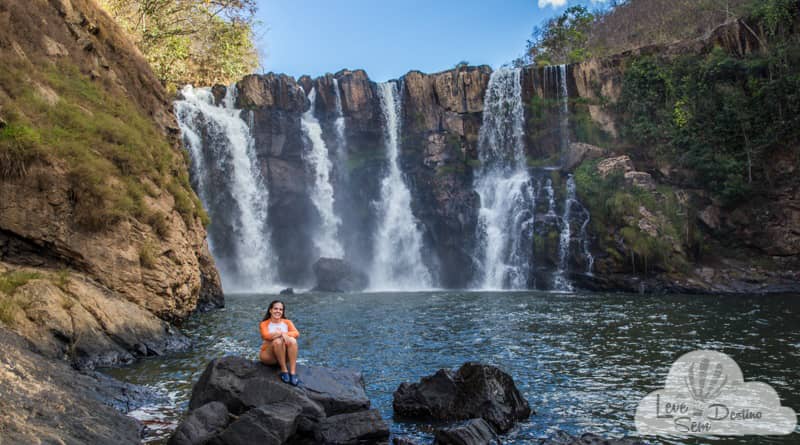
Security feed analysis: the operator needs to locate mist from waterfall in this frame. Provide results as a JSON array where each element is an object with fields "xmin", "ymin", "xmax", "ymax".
[
  {"xmin": 370, "ymin": 82, "xmax": 433, "ymax": 290},
  {"xmin": 174, "ymin": 85, "xmax": 276, "ymax": 291},
  {"xmin": 301, "ymin": 87, "xmax": 344, "ymax": 258},
  {"xmin": 474, "ymin": 66, "xmax": 535, "ymax": 289}
]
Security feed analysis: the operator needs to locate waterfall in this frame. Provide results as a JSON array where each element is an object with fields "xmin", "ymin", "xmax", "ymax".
[
  {"xmin": 474, "ymin": 66, "xmax": 535, "ymax": 289},
  {"xmin": 301, "ymin": 87, "xmax": 343, "ymax": 258},
  {"xmin": 553, "ymin": 175, "xmax": 575, "ymax": 291},
  {"xmin": 370, "ymin": 81, "xmax": 432, "ymax": 290},
  {"xmin": 580, "ymin": 206, "xmax": 595, "ymax": 274},
  {"xmin": 545, "ymin": 178, "xmax": 556, "ymax": 217},
  {"xmin": 332, "ymin": 78, "xmax": 347, "ymax": 152},
  {"xmin": 174, "ymin": 85, "xmax": 275, "ymax": 291}
]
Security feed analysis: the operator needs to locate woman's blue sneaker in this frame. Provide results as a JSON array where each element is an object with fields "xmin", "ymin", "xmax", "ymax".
[
  {"xmin": 279, "ymin": 372, "xmax": 291, "ymax": 384},
  {"xmin": 290, "ymin": 374, "xmax": 300, "ymax": 387}
]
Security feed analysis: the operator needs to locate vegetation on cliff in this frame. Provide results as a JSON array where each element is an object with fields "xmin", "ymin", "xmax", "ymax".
[
  {"xmin": 98, "ymin": 0, "xmax": 259, "ymax": 92},
  {"xmin": 0, "ymin": 59, "xmax": 207, "ymax": 230},
  {"xmin": 526, "ymin": 0, "xmax": 761, "ymax": 65},
  {"xmin": 617, "ymin": 1, "xmax": 800, "ymax": 205},
  {"xmin": 540, "ymin": 0, "xmax": 800, "ymax": 278}
]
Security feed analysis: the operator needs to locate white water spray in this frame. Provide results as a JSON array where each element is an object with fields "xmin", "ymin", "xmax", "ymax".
[
  {"xmin": 175, "ymin": 85, "xmax": 276, "ymax": 290},
  {"xmin": 370, "ymin": 82, "xmax": 432, "ymax": 290},
  {"xmin": 553, "ymin": 175, "xmax": 576, "ymax": 291},
  {"xmin": 474, "ymin": 66, "xmax": 535, "ymax": 289},
  {"xmin": 301, "ymin": 88, "xmax": 344, "ymax": 258}
]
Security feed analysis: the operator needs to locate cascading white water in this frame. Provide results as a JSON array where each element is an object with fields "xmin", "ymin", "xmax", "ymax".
[
  {"xmin": 579, "ymin": 206, "xmax": 595, "ymax": 274},
  {"xmin": 370, "ymin": 82, "xmax": 432, "ymax": 290},
  {"xmin": 175, "ymin": 85, "xmax": 275, "ymax": 290},
  {"xmin": 301, "ymin": 88, "xmax": 343, "ymax": 258},
  {"xmin": 553, "ymin": 175, "xmax": 576, "ymax": 291},
  {"xmin": 332, "ymin": 78, "xmax": 346, "ymax": 151},
  {"xmin": 558, "ymin": 64, "xmax": 569, "ymax": 161},
  {"xmin": 545, "ymin": 178, "xmax": 556, "ymax": 217},
  {"xmin": 474, "ymin": 66, "xmax": 535, "ymax": 289}
]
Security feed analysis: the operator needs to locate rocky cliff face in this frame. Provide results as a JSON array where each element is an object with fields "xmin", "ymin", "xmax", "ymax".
[
  {"xmin": 400, "ymin": 66, "xmax": 490, "ymax": 287},
  {"xmin": 0, "ymin": 0, "xmax": 222, "ymax": 361},
  {"xmin": 191, "ymin": 17, "xmax": 796, "ymax": 293}
]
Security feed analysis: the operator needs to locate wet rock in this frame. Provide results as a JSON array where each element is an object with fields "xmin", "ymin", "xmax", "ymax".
[
  {"xmin": 538, "ymin": 431, "xmax": 647, "ymax": 445},
  {"xmin": 168, "ymin": 402, "xmax": 230, "ymax": 445},
  {"xmin": 393, "ymin": 437, "xmax": 422, "ymax": 445},
  {"xmin": 434, "ymin": 418, "xmax": 499, "ymax": 445},
  {"xmin": 312, "ymin": 258, "xmax": 368, "ymax": 292},
  {"xmin": 393, "ymin": 362, "xmax": 531, "ymax": 433},
  {"xmin": 596, "ymin": 155, "xmax": 634, "ymax": 178},
  {"xmin": 209, "ymin": 402, "xmax": 301, "ymax": 445},
  {"xmin": 563, "ymin": 142, "xmax": 606, "ymax": 172},
  {"xmin": 280, "ymin": 287, "xmax": 295, "ymax": 295},
  {"xmin": 314, "ymin": 409, "xmax": 390, "ymax": 444}
]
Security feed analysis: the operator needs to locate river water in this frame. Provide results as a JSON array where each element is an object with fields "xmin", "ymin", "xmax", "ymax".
[{"xmin": 107, "ymin": 291, "xmax": 800, "ymax": 444}]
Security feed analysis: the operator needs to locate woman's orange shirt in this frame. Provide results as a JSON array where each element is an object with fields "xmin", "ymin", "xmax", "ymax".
[{"xmin": 259, "ymin": 319, "xmax": 300, "ymax": 342}]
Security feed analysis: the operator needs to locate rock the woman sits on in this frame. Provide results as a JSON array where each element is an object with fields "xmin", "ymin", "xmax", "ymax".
[{"xmin": 259, "ymin": 300, "xmax": 301, "ymax": 386}]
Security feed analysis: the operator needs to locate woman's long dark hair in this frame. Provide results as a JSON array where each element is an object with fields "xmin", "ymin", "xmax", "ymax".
[{"xmin": 262, "ymin": 300, "xmax": 286, "ymax": 321}]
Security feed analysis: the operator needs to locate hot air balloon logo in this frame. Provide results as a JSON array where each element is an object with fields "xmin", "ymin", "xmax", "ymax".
[{"xmin": 685, "ymin": 357, "xmax": 728, "ymax": 402}]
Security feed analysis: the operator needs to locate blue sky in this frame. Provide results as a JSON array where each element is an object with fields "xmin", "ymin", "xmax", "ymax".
[{"xmin": 253, "ymin": 0, "xmax": 607, "ymax": 82}]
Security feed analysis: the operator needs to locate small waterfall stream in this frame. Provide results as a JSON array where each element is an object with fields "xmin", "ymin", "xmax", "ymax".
[
  {"xmin": 370, "ymin": 82, "xmax": 433, "ymax": 290},
  {"xmin": 331, "ymin": 78, "xmax": 349, "ymax": 182},
  {"xmin": 474, "ymin": 67, "xmax": 535, "ymax": 289},
  {"xmin": 553, "ymin": 175, "xmax": 576, "ymax": 291},
  {"xmin": 174, "ymin": 85, "xmax": 276, "ymax": 290},
  {"xmin": 301, "ymin": 88, "xmax": 343, "ymax": 258}
]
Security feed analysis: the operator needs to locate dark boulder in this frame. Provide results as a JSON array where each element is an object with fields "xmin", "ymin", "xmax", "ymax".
[
  {"xmin": 538, "ymin": 431, "xmax": 648, "ymax": 445},
  {"xmin": 173, "ymin": 356, "xmax": 379, "ymax": 444},
  {"xmin": 299, "ymin": 364, "xmax": 371, "ymax": 415},
  {"xmin": 393, "ymin": 362, "xmax": 531, "ymax": 433},
  {"xmin": 280, "ymin": 287, "xmax": 295, "ymax": 295},
  {"xmin": 188, "ymin": 356, "xmax": 369, "ymax": 417},
  {"xmin": 208, "ymin": 402, "xmax": 302, "ymax": 445},
  {"xmin": 167, "ymin": 401, "xmax": 230, "ymax": 445},
  {"xmin": 312, "ymin": 258, "xmax": 369, "ymax": 292},
  {"xmin": 434, "ymin": 418, "xmax": 499, "ymax": 445},
  {"xmin": 314, "ymin": 409, "xmax": 390, "ymax": 444}
]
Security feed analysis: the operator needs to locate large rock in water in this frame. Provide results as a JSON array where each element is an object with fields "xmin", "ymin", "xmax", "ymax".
[
  {"xmin": 393, "ymin": 362, "xmax": 531, "ymax": 433},
  {"xmin": 312, "ymin": 258, "xmax": 368, "ymax": 292},
  {"xmin": 172, "ymin": 356, "xmax": 388, "ymax": 444}
]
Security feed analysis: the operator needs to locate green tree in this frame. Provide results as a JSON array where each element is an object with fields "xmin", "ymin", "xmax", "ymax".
[
  {"xmin": 526, "ymin": 5, "xmax": 596, "ymax": 66},
  {"xmin": 99, "ymin": 0, "xmax": 259, "ymax": 92}
]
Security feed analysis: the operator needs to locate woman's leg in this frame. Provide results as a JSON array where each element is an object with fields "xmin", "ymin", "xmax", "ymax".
[
  {"xmin": 284, "ymin": 337, "xmax": 298, "ymax": 374},
  {"xmin": 259, "ymin": 343, "xmax": 277, "ymax": 365},
  {"xmin": 272, "ymin": 338, "xmax": 288, "ymax": 373}
]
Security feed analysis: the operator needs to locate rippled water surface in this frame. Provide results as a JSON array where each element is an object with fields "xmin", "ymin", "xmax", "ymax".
[{"xmin": 107, "ymin": 291, "xmax": 800, "ymax": 444}]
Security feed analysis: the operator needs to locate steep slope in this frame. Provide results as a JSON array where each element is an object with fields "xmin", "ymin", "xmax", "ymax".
[{"xmin": 0, "ymin": 0, "xmax": 222, "ymax": 367}]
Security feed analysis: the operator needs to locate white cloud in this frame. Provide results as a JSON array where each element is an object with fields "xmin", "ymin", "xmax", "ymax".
[
  {"xmin": 538, "ymin": 0, "xmax": 568, "ymax": 8},
  {"xmin": 636, "ymin": 350, "xmax": 797, "ymax": 437}
]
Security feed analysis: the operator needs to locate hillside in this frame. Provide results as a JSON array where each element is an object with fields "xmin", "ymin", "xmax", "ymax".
[{"xmin": 0, "ymin": 0, "xmax": 225, "ymax": 438}]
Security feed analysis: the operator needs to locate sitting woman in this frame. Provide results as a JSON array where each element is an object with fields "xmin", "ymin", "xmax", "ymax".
[{"xmin": 259, "ymin": 300, "xmax": 300, "ymax": 386}]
